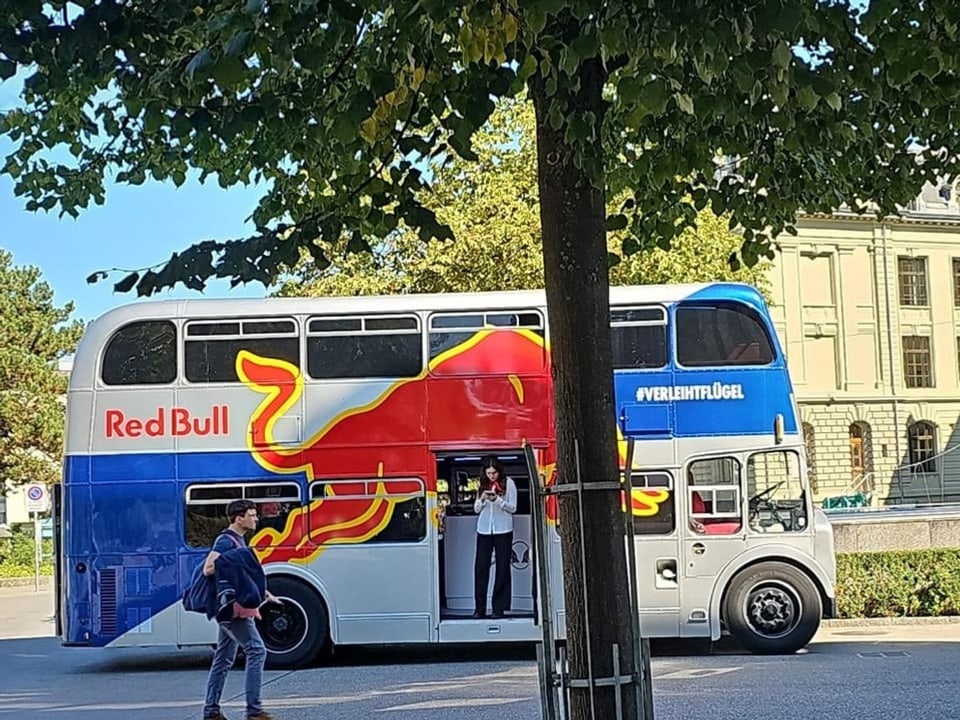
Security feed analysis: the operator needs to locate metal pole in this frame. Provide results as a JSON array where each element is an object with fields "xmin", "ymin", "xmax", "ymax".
[
  {"xmin": 623, "ymin": 438, "xmax": 652, "ymax": 719},
  {"xmin": 33, "ymin": 511, "xmax": 40, "ymax": 592},
  {"xmin": 525, "ymin": 443, "xmax": 559, "ymax": 720},
  {"xmin": 573, "ymin": 439, "xmax": 597, "ymax": 720}
]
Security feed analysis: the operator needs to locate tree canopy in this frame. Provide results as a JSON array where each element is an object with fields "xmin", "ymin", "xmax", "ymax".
[
  {"xmin": 277, "ymin": 97, "xmax": 772, "ymax": 298},
  {"xmin": 0, "ymin": 250, "xmax": 83, "ymax": 492},
  {"xmin": 3, "ymin": 2, "xmax": 958, "ymax": 294}
]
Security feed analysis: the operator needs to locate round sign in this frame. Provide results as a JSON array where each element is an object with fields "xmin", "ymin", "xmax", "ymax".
[{"xmin": 27, "ymin": 485, "xmax": 44, "ymax": 501}]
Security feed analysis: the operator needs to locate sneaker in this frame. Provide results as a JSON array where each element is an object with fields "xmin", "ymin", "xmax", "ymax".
[
  {"xmin": 247, "ymin": 713, "xmax": 277, "ymax": 720},
  {"xmin": 203, "ymin": 714, "xmax": 229, "ymax": 720}
]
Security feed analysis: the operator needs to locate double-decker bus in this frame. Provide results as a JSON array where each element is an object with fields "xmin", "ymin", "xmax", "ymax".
[{"xmin": 57, "ymin": 282, "xmax": 835, "ymax": 667}]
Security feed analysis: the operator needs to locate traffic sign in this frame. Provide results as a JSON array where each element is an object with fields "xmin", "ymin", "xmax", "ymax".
[{"xmin": 25, "ymin": 483, "xmax": 49, "ymax": 513}]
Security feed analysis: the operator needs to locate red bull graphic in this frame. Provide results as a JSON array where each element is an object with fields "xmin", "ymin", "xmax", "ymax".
[
  {"xmin": 237, "ymin": 329, "xmax": 553, "ymax": 564},
  {"xmin": 618, "ymin": 430, "xmax": 673, "ymax": 518},
  {"xmin": 231, "ymin": 327, "xmax": 671, "ymax": 562}
]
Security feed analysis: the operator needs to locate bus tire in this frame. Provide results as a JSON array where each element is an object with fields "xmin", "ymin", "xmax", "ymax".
[
  {"xmin": 257, "ymin": 576, "xmax": 329, "ymax": 669},
  {"xmin": 722, "ymin": 561, "xmax": 821, "ymax": 654}
]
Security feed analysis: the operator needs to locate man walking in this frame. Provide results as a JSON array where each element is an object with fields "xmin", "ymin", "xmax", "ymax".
[{"xmin": 202, "ymin": 499, "xmax": 281, "ymax": 720}]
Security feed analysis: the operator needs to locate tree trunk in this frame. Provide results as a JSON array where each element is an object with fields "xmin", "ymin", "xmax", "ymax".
[{"xmin": 530, "ymin": 58, "xmax": 644, "ymax": 720}]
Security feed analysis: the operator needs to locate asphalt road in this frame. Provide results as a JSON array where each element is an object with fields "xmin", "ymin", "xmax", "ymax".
[{"xmin": 2, "ymin": 587, "xmax": 959, "ymax": 719}]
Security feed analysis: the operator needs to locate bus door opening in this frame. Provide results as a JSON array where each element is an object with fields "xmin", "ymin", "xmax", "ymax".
[{"xmin": 434, "ymin": 451, "xmax": 533, "ymax": 620}]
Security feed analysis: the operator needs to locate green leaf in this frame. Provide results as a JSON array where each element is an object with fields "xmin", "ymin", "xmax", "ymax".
[
  {"xmin": 618, "ymin": 75, "xmax": 644, "ymax": 104},
  {"xmin": 0, "ymin": 60, "xmax": 15, "ymax": 81},
  {"xmin": 518, "ymin": 54, "xmax": 538, "ymax": 81},
  {"xmin": 526, "ymin": 6, "xmax": 547, "ymax": 35},
  {"xmin": 225, "ymin": 31, "xmax": 251, "ymax": 58},
  {"xmin": 606, "ymin": 214, "xmax": 628, "ymax": 231},
  {"xmin": 797, "ymin": 85, "xmax": 819, "ymax": 111},
  {"xmin": 244, "ymin": 0, "xmax": 265, "ymax": 14},
  {"xmin": 185, "ymin": 49, "xmax": 214, "ymax": 84},
  {"xmin": 825, "ymin": 92, "xmax": 842, "ymax": 111},
  {"xmin": 675, "ymin": 93, "xmax": 694, "ymax": 115},
  {"xmin": 772, "ymin": 41, "xmax": 791, "ymax": 69},
  {"xmin": 213, "ymin": 55, "xmax": 247, "ymax": 87},
  {"xmin": 770, "ymin": 82, "xmax": 789, "ymax": 108},
  {"xmin": 639, "ymin": 78, "xmax": 670, "ymax": 114},
  {"xmin": 570, "ymin": 33, "xmax": 600, "ymax": 62},
  {"xmin": 113, "ymin": 272, "xmax": 140, "ymax": 293}
]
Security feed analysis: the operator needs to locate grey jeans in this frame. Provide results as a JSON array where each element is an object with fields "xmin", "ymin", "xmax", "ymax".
[{"xmin": 203, "ymin": 617, "xmax": 267, "ymax": 718}]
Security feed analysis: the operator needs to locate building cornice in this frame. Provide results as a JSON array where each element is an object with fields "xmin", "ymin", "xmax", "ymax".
[{"xmin": 797, "ymin": 209, "xmax": 960, "ymax": 228}]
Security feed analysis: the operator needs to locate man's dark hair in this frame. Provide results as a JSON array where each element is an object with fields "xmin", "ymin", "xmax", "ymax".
[{"xmin": 226, "ymin": 499, "xmax": 257, "ymax": 523}]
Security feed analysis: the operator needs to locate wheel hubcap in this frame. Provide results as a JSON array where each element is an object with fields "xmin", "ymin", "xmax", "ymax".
[
  {"xmin": 257, "ymin": 597, "xmax": 308, "ymax": 655},
  {"xmin": 744, "ymin": 583, "xmax": 800, "ymax": 638}
]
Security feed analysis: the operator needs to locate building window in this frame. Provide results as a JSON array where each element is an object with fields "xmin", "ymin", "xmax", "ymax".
[
  {"xmin": 902, "ymin": 336, "xmax": 933, "ymax": 388},
  {"xmin": 956, "ymin": 337, "xmax": 960, "ymax": 381},
  {"xmin": 848, "ymin": 422, "xmax": 874, "ymax": 491},
  {"xmin": 953, "ymin": 259, "xmax": 960, "ymax": 307},
  {"xmin": 897, "ymin": 256, "xmax": 928, "ymax": 306},
  {"xmin": 802, "ymin": 422, "xmax": 817, "ymax": 493},
  {"xmin": 907, "ymin": 421, "xmax": 937, "ymax": 474}
]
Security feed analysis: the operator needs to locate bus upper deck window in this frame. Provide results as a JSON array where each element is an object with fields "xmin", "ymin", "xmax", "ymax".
[
  {"xmin": 676, "ymin": 304, "xmax": 775, "ymax": 367},
  {"xmin": 101, "ymin": 320, "xmax": 177, "ymax": 386},
  {"xmin": 610, "ymin": 307, "xmax": 667, "ymax": 369},
  {"xmin": 184, "ymin": 317, "xmax": 299, "ymax": 383}
]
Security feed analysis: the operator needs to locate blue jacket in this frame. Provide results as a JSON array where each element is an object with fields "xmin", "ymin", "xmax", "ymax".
[{"xmin": 213, "ymin": 547, "xmax": 267, "ymax": 622}]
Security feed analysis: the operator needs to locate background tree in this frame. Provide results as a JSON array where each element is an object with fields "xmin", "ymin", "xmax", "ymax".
[
  {"xmin": 0, "ymin": 250, "xmax": 83, "ymax": 493},
  {"xmin": 277, "ymin": 97, "xmax": 771, "ymax": 297},
  {"xmin": 4, "ymin": 3, "xmax": 960, "ymax": 718}
]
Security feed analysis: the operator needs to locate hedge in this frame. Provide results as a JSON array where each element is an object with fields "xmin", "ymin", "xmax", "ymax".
[
  {"xmin": 2, "ymin": 539, "xmax": 959, "ymax": 618},
  {"xmin": 0, "ymin": 531, "xmax": 53, "ymax": 579},
  {"xmin": 836, "ymin": 549, "xmax": 960, "ymax": 618}
]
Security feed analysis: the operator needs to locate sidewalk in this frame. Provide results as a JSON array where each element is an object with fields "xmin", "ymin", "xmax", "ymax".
[
  {"xmin": 0, "ymin": 584, "xmax": 55, "ymax": 640},
  {"xmin": 815, "ymin": 615, "xmax": 960, "ymax": 644}
]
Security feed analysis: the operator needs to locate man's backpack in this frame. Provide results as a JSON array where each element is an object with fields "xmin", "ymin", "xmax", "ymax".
[{"xmin": 182, "ymin": 532, "xmax": 242, "ymax": 616}]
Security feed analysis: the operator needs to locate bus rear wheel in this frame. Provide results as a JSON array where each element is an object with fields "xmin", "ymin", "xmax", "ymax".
[
  {"xmin": 257, "ymin": 576, "xmax": 329, "ymax": 669},
  {"xmin": 723, "ymin": 562, "xmax": 821, "ymax": 654}
]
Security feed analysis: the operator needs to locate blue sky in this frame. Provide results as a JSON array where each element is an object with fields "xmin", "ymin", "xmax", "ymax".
[
  {"xmin": 0, "ymin": 171, "xmax": 270, "ymax": 323},
  {"xmin": 0, "ymin": 79, "xmax": 270, "ymax": 324}
]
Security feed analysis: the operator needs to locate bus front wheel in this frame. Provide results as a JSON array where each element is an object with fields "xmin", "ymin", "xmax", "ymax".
[
  {"xmin": 257, "ymin": 576, "xmax": 329, "ymax": 669},
  {"xmin": 722, "ymin": 562, "xmax": 821, "ymax": 654}
]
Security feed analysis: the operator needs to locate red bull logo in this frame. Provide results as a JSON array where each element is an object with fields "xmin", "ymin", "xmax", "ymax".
[{"xmin": 105, "ymin": 406, "xmax": 229, "ymax": 438}]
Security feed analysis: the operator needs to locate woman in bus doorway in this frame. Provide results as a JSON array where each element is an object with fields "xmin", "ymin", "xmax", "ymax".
[{"xmin": 473, "ymin": 456, "xmax": 518, "ymax": 619}]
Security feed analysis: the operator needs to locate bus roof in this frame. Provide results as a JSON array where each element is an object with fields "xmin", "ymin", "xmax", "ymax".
[
  {"xmin": 73, "ymin": 281, "xmax": 767, "ymax": 376},
  {"xmin": 86, "ymin": 281, "xmax": 764, "ymax": 326}
]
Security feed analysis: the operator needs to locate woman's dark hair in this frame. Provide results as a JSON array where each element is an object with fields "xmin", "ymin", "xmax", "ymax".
[
  {"xmin": 226, "ymin": 499, "xmax": 257, "ymax": 523},
  {"xmin": 480, "ymin": 456, "xmax": 506, "ymax": 490}
]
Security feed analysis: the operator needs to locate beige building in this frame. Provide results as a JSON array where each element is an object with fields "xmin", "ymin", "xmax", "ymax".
[{"xmin": 769, "ymin": 180, "xmax": 960, "ymax": 507}]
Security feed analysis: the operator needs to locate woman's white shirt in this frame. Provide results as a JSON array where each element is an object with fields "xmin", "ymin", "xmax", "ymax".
[{"xmin": 473, "ymin": 477, "xmax": 518, "ymax": 535}]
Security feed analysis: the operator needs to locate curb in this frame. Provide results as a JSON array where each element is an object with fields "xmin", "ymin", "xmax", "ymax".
[{"xmin": 823, "ymin": 615, "xmax": 960, "ymax": 628}]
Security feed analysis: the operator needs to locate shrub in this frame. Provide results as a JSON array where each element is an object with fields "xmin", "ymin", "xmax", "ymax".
[
  {"xmin": 0, "ymin": 533, "xmax": 54, "ymax": 578},
  {"xmin": 836, "ymin": 549, "xmax": 960, "ymax": 618}
]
